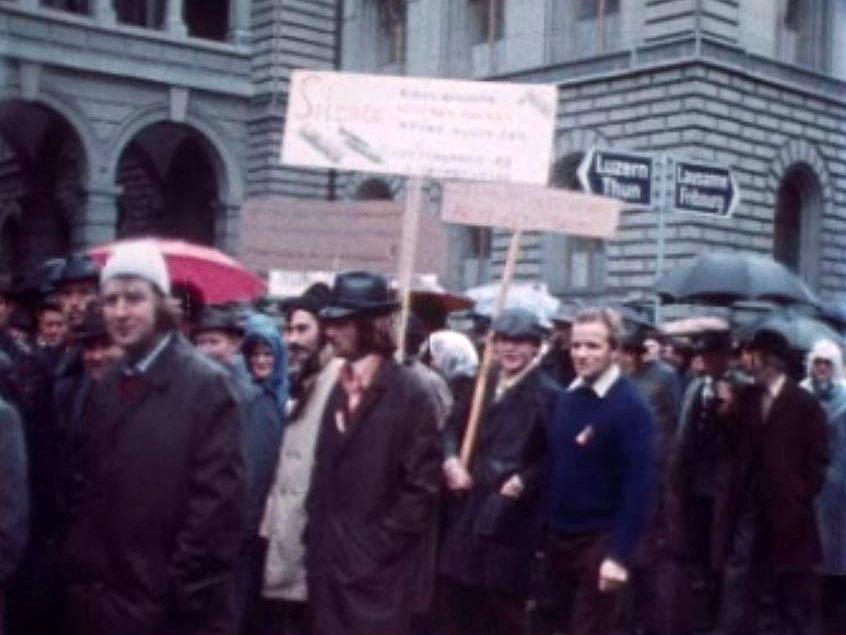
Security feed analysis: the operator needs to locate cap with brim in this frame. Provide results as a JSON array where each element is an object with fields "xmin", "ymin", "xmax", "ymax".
[
  {"xmin": 279, "ymin": 282, "xmax": 332, "ymax": 317},
  {"xmin": 191, "ymin": 307, "xmax": 244, "ymax": 338},
  {"xmin": 73, "ymin": 304, "xmax": 109, "ymax": 344},
  {"xmin": 57, "ymin": 254, "xmax": 100, "ymax": 285},
  {"xmin": 320, "ymin": 271, "xmax": 399, "ymax": 321},
  {"xmin": 747, "ymin": 328, "xmax": 792, "ymax": 362},
  {"xmin": 694, "ymin": 330, "xmax": 733, "ymax": 354},
  {"xmin": 492, "ymin": 308, "xmax": 544, "ymax": 341}
]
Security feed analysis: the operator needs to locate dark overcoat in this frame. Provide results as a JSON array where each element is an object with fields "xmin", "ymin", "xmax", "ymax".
[
  {"xmin": 711, "ymin": 379, "xmax": 828, "ymax": 571},
  {"xmin": 63, "ymin": 334, "xmax": 246, "ymax": 635},
  {"xmin": 439, "ymin": 366, "xmax": 558, "ymax": 596},
  {"xmin": 306, "ymin": 358, "xmax": 441, "ymax": 635}
]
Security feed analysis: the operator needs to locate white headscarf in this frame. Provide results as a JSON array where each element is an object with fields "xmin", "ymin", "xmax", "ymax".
[
  {"xmin": 805, "ymin": 338, "xmax": 845, "ymax": 382},
  {"xmin": 427, "ymin": 330, "xmax": 479, "ymax": 381}
]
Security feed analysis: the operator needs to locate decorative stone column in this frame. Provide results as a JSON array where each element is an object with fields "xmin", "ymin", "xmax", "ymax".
[
  {"xmin": 166, "ymin": 0, "xmax": 187, "ymax": 37},
  {"xmin": 213, "ymin": 200, "xmax": 242, "ymax": 256},
  {"xmin": 94, "ymin": 0, "xmax": 116, "ymax": 24},
  {"xmin": 74, "ymin": 184, "xmax": 121, "ymax": 250},
  {"xmin": 228, "ymin": 0, "xmax": 251, "ymax": 45}
]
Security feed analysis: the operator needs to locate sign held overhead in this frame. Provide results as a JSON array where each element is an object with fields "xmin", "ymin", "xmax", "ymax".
[
  {"xmin": 673, "ymin": 160, "xmax": 740, "ymax": 217},
  {"xmin": 441, "ymin": 181, "xmax": 622, "ymax": 239},
  {"xmin": 577, "ymin": 147, "xmax": 655, "ymax": 208},
  {"xmin": 281, "ymin": 70, "xmax": 557, "ymax": 185}
]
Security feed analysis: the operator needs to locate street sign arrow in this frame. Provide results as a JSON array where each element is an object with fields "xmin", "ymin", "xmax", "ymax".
[
  {"xmin": 673, "ymin": 160, "xmax": 740, "ymax": 217},
  {"xmin": 577, "ymin": 147, "xmax": 655, "ymax": 209}
]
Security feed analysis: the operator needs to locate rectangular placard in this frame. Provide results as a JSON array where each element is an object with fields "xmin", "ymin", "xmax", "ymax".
[{"xmin": 281, "ymin": 70, "xmax": 557, "ymax": 185}]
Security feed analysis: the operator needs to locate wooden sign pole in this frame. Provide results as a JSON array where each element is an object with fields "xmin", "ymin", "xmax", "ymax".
[
  {"xmin": 396, "ymin": 177, "xmax": 423, "ymax": 361},
  {"xmin": 459, "ymin": 228, "xmax": 523, "ymax": 467}
]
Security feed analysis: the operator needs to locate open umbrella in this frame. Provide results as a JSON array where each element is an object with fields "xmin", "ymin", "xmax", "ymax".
[
  {"xmin": 656, "ymin": 253, "xmax": 818, "ymax": 306},
  {"xmin": 404, "ymin": 276, "xmax": 472, "ymax": 331},
  {"xmin": 465, "ymin": 281, "xmax": 560, "ymax": 326},
  {"xmin": 743, "ymin": 311, "xmax": 841, "ymax": 352},
  {"xmin": 89, "ymin": 238, "xmax": 265, "ymax": 304}
]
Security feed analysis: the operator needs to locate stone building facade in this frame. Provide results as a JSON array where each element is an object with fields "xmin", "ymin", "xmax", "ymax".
[
  {"xmin": 0, "ymin": 0, "xmax": 337, "ymax": 274},
  {"xmin": 342, "ymin": 0, "xmax": 846, "ymax": 304}
]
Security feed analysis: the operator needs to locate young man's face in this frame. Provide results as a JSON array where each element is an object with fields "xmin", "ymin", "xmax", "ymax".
[
  {"xmin": 56, "ymin": 280, "xmax": 99, "ymax": 329},
  {"xmin": 493, "ymin": 336, "xmax": 537, "ymax": 377},
  {"xmin": 194, "ymin": 330, "xmax": 240, "ymax": 367},
  {"xmin": 324, "ymin": 318, "xmax": 361, "ymax": 361},
  {"xmin": 619, "ymin": 349, "xmax": 640, "ymax": 376},
  {"xmin": 101, "ymin": 277, "xmax": 160, "ymax": 355},
  {"xmin": 571, "ymin": 320, "xmax": 616, "ymax": 382},
  {"xmin": 82, "ymin": 338, "xmax": 124, "ymax": 381},
  {"xmin": 284, "ymin": 309, "xmax": 322, "ymax": 369},
  {"xmin": 38, "ymin": 309, "xmax": 68, "ymax": 347}
]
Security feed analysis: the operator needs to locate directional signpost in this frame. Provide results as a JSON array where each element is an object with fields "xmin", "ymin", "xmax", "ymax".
[
  {"xmin": 578, "ymin": 146, "xmax": 742, "ymax": 322},
  {"xmin": 673, "ymin": 159, "xmax": 740, "ymax": 217},
  {"xmin": 577, "ymin": 147, "xmax": 655, "ymax": 209}
]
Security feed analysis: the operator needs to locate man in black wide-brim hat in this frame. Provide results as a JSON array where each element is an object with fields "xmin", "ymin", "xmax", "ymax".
[{"xmin": 305, "ymin": 271, "xmax": 441, "ymax": 635}]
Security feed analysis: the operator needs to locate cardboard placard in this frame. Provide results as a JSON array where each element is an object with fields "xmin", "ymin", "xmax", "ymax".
[
  {"xmin": 441, "ymin": 181, "xmax": 622, "ymax": 239},
  {"xmin": 281, "ymin": 70, "xmax": 557, "ymax": 185}
]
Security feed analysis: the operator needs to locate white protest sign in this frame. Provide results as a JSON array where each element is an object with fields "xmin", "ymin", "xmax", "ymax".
[
  {"xmin": 440, "ymin": 181, "xmax": 623, "ymax": 239},
  {"xmin": 281, "ymin": 70, "xmax": 557, "ymax": 184}
]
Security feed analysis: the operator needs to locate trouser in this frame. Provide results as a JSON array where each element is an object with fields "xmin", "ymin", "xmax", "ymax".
[
  {"xmin": 719, "ymin": 510, "xmax": 821, "ymax": 635},
  {"xmin": 436, "ymin": 579, "xmax": 527, "ymax": 635},
  {"xmin": 532, "ymin": 531, "xmax": 621, "ymax": 635},
  {"xmin": 259, "ymin": 599, "xmax": 312, "ymax": 635}
]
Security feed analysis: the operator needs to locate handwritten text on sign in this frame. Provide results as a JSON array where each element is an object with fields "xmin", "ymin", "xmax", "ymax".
[
  {"xmin": 281, "ymin": 71, "xmax": 557, "ymax": 185},
  {"xmin": 441, "ymin": 182, "xmax": 622, "ymax": 239}
]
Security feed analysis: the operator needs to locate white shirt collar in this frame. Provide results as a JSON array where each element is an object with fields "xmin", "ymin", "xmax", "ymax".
[
  {"xmin": 567, "ymin": 363, "xmax": 621, "ymax": 399},
  {"xmin": 767, "ymin": 373, "xmax": 787, "ymax": 399},
  {"xmin": 128, "ymin": 333, "xmax": 173, "ymax": 375}
]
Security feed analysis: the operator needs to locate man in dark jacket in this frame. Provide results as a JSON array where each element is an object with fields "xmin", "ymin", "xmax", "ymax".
[
  {"xmin": 539, "ymin": 307, "xmax": 656, "ymax": 635},
  {"xmin": 306, "ymin": 270, "xmax": 441, "ymax": 635},
  {"xmin": 0, "ymin": 395, "xmax": 28, "ymax": 635},
  {"xmin": 63, "ymin": 240, "xmax": 245, "ymax": 635},
  {"xmin": 439, "ymin": 307, "xmax": 558, "ymax": 635},
  {"xmin": 192, "ymin": 307, "xmax": 283, "ymax": 634},
  {"xmin": 714, "ymin": 329, "xmax": 828, "ymax": 635}
]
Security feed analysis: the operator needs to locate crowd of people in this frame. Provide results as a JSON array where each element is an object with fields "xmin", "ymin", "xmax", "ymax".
[{"xmin": 0, "ymin": 241, "xmax": 844, "ymax": 635}]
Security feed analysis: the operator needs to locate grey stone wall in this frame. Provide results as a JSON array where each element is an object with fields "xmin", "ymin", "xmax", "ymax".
[{"xmin": 485, "ymin": 54, "xmax": 846, "ymax": 302}]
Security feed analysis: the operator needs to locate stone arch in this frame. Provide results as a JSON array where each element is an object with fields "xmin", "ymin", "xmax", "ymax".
[
  {"xmin": 0, "ymin": 86, "xmax": 98, "ymax": 186},
  {"xmin": 767, "ymin": 139, "xmax": 833, "ymax": 288},
  {"xmin": 106, "ymin": 103, "xmax": 245, "ymax": 205},
  {"xmin": 0, "ymin": 95, "xmax": 89, "ymax": 271},
  {"xmin": 766, "ymin": 138, "xmax": 834, "ymax": 212}
]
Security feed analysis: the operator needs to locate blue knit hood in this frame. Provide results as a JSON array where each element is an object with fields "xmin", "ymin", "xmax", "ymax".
[{"xmin": 242, "ymin": 313, "xmax": 288, "ymax": 412}]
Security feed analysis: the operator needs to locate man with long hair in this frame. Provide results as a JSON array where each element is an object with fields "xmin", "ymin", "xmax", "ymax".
[
  {"xmin": 305, "ymin": 271, "xmax": 441, "ymax": 635},
  {"xmin": 63, "ymin": 241, "xmax": 245, "ymax": 635}
]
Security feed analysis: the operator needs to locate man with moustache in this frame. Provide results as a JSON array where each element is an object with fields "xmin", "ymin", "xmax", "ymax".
[
  {"xmin": 63, "ymin": 241, "xmax": 245, "ymax": 635},
  {"xmin": 305, "ymin": 271, "xmax": 441, "ymax": 635},
  {"xmin": 260, "ymin": 282, "xmax": 342, "ymax": 635},
  {"xmin": 539, "ymin": 308, "xmax": 656, "ymax": 635}
]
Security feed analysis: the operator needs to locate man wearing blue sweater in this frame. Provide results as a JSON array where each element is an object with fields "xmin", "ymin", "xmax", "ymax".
[{"xmin": 539, "ymin": 308, "xmax": 656, "ymax": 635}]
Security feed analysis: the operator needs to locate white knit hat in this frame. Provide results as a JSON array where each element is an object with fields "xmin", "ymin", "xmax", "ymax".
[{"xmin": 100, "ymin": 240, "xmax": 171, "ymax": 295}]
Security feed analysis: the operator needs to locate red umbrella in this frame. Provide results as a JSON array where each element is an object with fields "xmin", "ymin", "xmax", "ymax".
[{"xmin": 89, "ymin": 238, "xmax": 265, "ymax": 304}]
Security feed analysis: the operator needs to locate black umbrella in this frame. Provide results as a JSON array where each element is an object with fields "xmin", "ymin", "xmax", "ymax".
[
  {"xmin": 655, "ymin": 253, "xmax": 818, "ymax": 306},
  {"xmin": 742, "ymin": 311, "xmax": 841, "ymax": 352}
]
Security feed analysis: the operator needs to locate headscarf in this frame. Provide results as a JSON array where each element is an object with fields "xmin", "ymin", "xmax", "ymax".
[
  {"xmin": 801, "ymin": 339, "xmax": 846, "ymax": 417},
  {"xmin": 241, "ymin": 313, "xmax": 288, "ymax": 413},
  {"xmin": 427, "ymin": 330, "xmax": 479, "ymax": 381}
]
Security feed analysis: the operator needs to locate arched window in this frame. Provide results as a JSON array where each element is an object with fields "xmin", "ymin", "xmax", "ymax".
[{"xmin": 773, "ymin": 163, "xmax": 822, "ymax": 287}]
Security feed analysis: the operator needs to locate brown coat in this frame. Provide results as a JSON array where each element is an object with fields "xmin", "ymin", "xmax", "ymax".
[
  {"xmin": 306, "ymin": 358, "xmax": 441, "ymax": 635},
  {"xmin": 712, "ymin": 379, "xmax": 828, "ymax": 571},
  {"xmin": 63, "ymin": 335, "xmax": 246, "ymax": 635}
]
